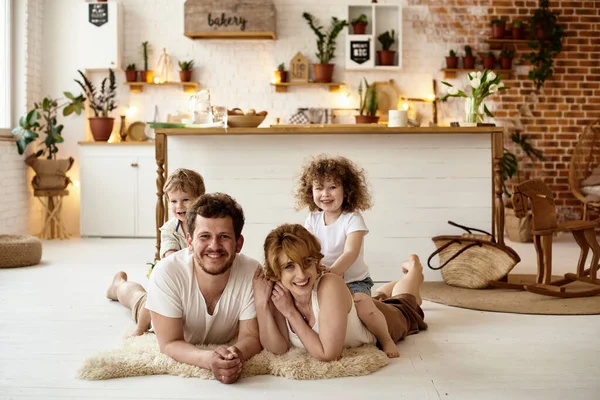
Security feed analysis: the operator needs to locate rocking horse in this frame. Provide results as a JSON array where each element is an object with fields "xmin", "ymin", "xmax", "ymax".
[{"xmin": 510, "ymin": 180, "xmax": 600, "ymax": 297}]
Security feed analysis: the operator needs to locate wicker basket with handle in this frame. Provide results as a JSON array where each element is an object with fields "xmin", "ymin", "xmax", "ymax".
[{"xmin": 428, "ymin": 221, "xmax": 521, "ymax": 289}]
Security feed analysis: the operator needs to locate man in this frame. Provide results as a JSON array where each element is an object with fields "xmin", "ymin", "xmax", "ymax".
[{"xmin": 146, "ymin": 193, "xmax": 262, "ymax": 384}]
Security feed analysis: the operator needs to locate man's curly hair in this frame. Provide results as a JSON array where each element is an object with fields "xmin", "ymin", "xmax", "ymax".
[
  {"xmin": 295, "ymin": 155, "xmax": 372, "ymax": 212},
  {"xmin": 263, "ymin": 224, "xmax": 325, "ymax": 282}
]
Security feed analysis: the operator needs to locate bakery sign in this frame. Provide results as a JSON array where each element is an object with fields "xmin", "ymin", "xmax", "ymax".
[
  {"xmin": 350, "ymin": 40, "xmax": 370, "ymax": 64},
  {"xmin": 89, "ymin": 3, "xmax": 108, "ymax": 27},
  {"xmin": 184, "ymin": 0, "xmax": 277, "ymax": 39}
]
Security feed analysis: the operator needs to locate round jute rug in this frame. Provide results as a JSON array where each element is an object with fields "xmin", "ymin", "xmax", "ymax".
[{"xmin": 421, "ymin": 275, "xmax": 600, "ymax": 315}]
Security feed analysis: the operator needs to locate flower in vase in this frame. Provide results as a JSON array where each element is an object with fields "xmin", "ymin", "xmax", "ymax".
[{"xmin": 439, "ymin": 69, "xmax": 509, "ymax": 119}]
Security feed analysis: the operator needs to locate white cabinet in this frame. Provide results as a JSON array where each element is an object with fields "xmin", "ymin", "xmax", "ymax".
[
  {"xmin": 77, "ymin": 0, "xmax": 123, "ymax": 70},
  {"xmin": 346, "ymin": 3, "xmax": 402, "ymax": 70},
  {"xmin": 79, "ymin": 144, "xmax": 156, "ymax": 238}
]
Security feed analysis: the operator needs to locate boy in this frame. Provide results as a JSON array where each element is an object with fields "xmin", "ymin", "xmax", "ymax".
[{"xmin": 106, "ymin": 168, "xmax": 205, "ymax": 336}]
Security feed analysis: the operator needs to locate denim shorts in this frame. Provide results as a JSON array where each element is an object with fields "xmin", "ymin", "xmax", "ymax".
[{"xmin": 347, "ymin": 276, "xmax": 374, "ymax": 296}]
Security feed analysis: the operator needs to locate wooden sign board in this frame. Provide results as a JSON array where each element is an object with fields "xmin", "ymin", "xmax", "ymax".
[
  {"xmin": 289, "ymin": 52, "xmax": 309, "ymax": 82},
  {"xmin": 184, "ymin": 0, "xmax": 276, "ymax": 39}
]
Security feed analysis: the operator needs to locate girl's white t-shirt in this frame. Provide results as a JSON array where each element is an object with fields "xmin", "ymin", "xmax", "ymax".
[{"xmin": 304, "ymin": 211, "xmax": 370, "ymax": 283}]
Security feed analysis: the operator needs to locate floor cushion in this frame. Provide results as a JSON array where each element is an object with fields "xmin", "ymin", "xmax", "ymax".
[{"xmin": 0, "ymin": 235, "xmax": 42, "ymax": 268}]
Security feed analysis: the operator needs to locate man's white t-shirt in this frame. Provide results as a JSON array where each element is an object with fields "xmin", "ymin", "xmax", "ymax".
[
  {"xmin": 304, "ymin": 211, "xmax": 370, "ymax": 283},
  {"xmin": 146, "ymin": 249, "xmax": 259, "ymax": 345}
]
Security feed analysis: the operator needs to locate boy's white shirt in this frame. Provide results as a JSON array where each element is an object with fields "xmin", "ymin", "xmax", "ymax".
[
  {"xmin": 159, "ymin": 217, "xmax": 188, "ymax": 259},
  {"xmin": 305, "ymin": 211, "xmax": 370, "ymax": 283},
  {"xmin": 145, "ymin": 250, "xmax": 258, "ymax": 345}
]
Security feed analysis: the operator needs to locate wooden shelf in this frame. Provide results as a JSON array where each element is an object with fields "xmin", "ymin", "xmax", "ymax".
[
  {"xmin": 124, "ymin": 82, "xmax": 199, "ymax": 93},
  {"xmin": 270, "ymin": 82, "xmax": 345, "ymax": 93},
  {"xmin": 441, "ymin": 69, "xmax": 513, "ymax": 79},
  {"xmin": 485, "ymin": 38, "xmax": 530, "ymax": 50}
]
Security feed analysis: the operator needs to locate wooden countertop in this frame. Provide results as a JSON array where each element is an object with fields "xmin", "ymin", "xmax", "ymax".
[
  {"xmin": 154, "ymin": 125, "xmax": 503, "ymax": 136},
  {"xmin": 77, "ymin": 141, "xmax": 154, "ymax": 146}
]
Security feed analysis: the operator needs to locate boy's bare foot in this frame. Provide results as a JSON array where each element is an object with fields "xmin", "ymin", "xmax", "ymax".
[
  {"xmin": 380, "ymin": 338, "xmax": 399, "ymax": 358},
  {"xmin": 106, "ymin": 271, "xmax": 127, "ymax": 301}
]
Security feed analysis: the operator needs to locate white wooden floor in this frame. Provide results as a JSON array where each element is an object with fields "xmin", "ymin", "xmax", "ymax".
[{"xmin": 1, "ymin": 236, "xmax": 599, "ymax": 399}]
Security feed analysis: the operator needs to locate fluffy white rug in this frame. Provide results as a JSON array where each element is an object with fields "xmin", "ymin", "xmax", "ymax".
[{"xmin": 77, "ymin": 333, "xmax": 389, "ymax": 380}]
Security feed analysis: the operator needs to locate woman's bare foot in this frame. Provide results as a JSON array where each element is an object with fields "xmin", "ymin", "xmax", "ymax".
[
  {"xmin": 106, "ymin": 271, "xmax": 127, "ymax": 301},
  {"xmin": 380, "ymin": 338, "xmax": 400, "ymax": 358}
]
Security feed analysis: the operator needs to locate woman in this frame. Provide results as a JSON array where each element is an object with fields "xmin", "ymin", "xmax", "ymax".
[{"xmin": 252, "ymin": 224, "xmax": 427, "ymax": 361}]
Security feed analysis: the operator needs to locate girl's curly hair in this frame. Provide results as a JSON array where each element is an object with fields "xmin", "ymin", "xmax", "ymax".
[{"xmin": 294, "ymin": 155, "xmax": 371, "ymax": 212}]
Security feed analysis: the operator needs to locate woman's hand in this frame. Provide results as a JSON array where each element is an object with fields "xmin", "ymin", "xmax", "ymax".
[
  {"xmin": 271, "ymin": 282, "xmax": 296, "ymax": 318},
  {"xmin": 252, "ymin": 267, "xmax": 274, "ymax": 308}
]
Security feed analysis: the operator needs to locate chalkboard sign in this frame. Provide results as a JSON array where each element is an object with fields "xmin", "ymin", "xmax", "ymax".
[
  {"xmin": 350, "ymin": 40, "xmax": 370, "ymax": 64},
  {"xmin": 89, "ymin": 3, "xmax": 108, "ymax": 27}
]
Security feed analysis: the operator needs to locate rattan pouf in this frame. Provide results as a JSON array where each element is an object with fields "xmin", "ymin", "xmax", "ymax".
[{"xmin": 0, "ymin": 235, "xmax": 42, "ymax": 268}]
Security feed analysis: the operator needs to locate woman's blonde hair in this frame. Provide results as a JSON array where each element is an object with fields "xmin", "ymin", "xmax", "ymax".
[
  {"xmin": 263, "ymin": 224, "xmax": 325, "ymax": 281},
  {"xmin": 295, "ymin": 155, "xmax": 371, "ymax": 212},
  {"xmin": 164, "ymin": 168, "xmax": 206, "ymax": 198}
]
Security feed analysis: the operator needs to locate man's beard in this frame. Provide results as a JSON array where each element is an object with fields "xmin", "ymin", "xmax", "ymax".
[{"xmin": 195, "ymin": 252, "xmax": 236, "ymax": 276}]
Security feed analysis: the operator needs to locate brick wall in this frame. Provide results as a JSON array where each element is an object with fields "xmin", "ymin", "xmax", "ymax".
[
  {"xmin": 0, "ymin": 140, "xmax": 29, "ymax": 234},
  {"xmin": 411, "ymin": 0, "xmax": 600, "ymax": 220}
]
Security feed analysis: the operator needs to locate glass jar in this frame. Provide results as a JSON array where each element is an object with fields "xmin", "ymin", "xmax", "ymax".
[{"xmin": 465, "ymin": 97, "xmax": 484, "ymax": 125}]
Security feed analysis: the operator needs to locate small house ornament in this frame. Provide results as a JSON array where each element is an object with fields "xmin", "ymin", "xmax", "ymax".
[{"xmin": 289, "ymin": 52, "xmax": 309, "ymax": 82}]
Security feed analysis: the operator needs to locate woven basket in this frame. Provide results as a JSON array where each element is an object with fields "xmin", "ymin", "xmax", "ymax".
[{"xmin": 428, "ymin": 222, "xmax": 521, "ymax": 289}]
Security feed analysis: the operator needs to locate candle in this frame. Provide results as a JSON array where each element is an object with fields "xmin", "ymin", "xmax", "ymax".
[{"xmin": 388, "ymin": 110, "xmax": 408, "ymax": 127}]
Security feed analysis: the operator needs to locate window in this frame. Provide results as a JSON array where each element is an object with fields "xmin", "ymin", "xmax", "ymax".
[{"xmin": 0, "ymin": 0, "xmax": 12, "ymax": 131}]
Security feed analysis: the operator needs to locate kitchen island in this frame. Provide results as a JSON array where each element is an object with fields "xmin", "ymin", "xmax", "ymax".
[{"xmin": 153, "ymin": 125, "xmax": 505, "ymax": 281}]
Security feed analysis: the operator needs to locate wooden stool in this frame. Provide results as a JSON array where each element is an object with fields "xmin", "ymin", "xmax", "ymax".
[{"xmin": 34, "ymin": 190, "xmax": 69, "ymax": 240}]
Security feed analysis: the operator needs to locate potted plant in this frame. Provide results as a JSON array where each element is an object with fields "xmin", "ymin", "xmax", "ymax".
[
  {"xmin": 522, "ymin": 0, "xmax": 565, "ymax": 91},
  {"xmin": 178, "ymin": 60, "xmax": 194, "ymax": 82},
  {"xmin": 491, "ymin": 19, "xmax": 506, "ymax": 39},
  {"xmin": 499, "ymin": 48, "xmax": 514, "ymax": 69},
  {"xmin": 274, "ymin": 62, "xmax": 288, "ymax": 83},
  {"xmin": 350, "ymin": 14, "xmax": 368, "ymax": 35},
  {"xmin": 140, "ymin": 41, "xmax": 153, "ymax": 83},
  {"xmin": 75, "ymin": 69, "xmax": 118, "ymax": 142},
  {"xmin": 377, "ymin": 29, "xmax": 396, "ymax": 66},
  {"xmin": 463, "ymin": 45, "xmax": 476, "ymax": 69},
  {"xmin": 512, "ymin": 21, "xmax": 523, "ymax": 39},
  {"xmin": 482, "ymin": 51, "xmax": 496, "ymax": 69},
  {"xmin": 355, "ymin": 78, "xmax": 379, "ymax": 124},
  {"xmin": 125, "ymin": 63, "xmax": 137, "ymax": 82},
  {"xmin": 302, "ymin": 12, "xmax": 348, "ymax": 83},
  {"xmin": 11, "ymin": 93, "xmax": 85, "ymax": 190},
  {"xmin": 445, "ymin": 49, "xmax": 458, "ymax": 69}
]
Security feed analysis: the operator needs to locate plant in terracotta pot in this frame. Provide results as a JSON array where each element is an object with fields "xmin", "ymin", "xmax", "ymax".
[
  {"xmin": 491, "ymin": 19, "xmax": 506, "ymax": 39},
  {"xmin": 355, "ymin": 78, "xmax": 379, "ymax": 124},
  {"xmin": 445, "ymin": 49, "xmax": 458, "ymax": 69},
  {"xmin": 499, "ymin": 48, "xmax": 515, "ymax": 70},
  {"xmin": 125, "ymin": 63, "xmax": 137, "ymax": 82},
  {"xmin": 140, "ymin": 41, "xmax": 153, "ymax": 83},
  {"xmin": 350, "ymin": 14, "xmax": 368, "ymax": 34},
  {"xmin": 274, "ymin": 62, "xmax": 288, "ymax": 83},
  {"xmin": 302, "ymin": 12, "xmax": 348, "ymax": 83},
  {"xmin": 75, "ymin": 69, "xmax": 118, "ymax": 142},
  {"xmin": 377, "ymin": 29, "xmax": 396, "ymax": 66},
  {"xmin": 482, "ymin": 51, "xmax": 496, "ymax": 69},
  {"xmin": 522, "ymin": 0, "xmax": 565, "ymax": 91},
  {"xmin": 11, "ymin": 93, "xmax": 85, "ymax": 190},
  {"xmin": 512, "ymin": 20, "xmax": 523, "ymax": 39},
  {"xmin": 178, "ymin": 60, "xmax": 194, "ymax": 82},
  {"xmin": 463, "ymin": 45, "xmax": 476, "ymax": 69}
]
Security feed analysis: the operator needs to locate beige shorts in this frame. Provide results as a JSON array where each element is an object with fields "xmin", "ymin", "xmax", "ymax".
[{"xmin": 131, "ymin": 292, "xmax": 148, "ymax": 324}]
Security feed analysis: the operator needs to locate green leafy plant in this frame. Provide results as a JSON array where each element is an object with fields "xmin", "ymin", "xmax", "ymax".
[
  {"xmin": 449, "ymin": 49, "xmax": 457, "ymax": 57},
  {"xmin": 11, "ymin": 93, "xmax": 85, "ymax": 159},
  {"xmin": 141, "ymin": 41, "xmax": 150, "ymax": 70},
  {"xmin": 491, "ymin": 19, "xmax": 505, "ymax": 26},
  {"xmin": 302, "ymin": 12, "xmax": 348, "ymax": 64},
  {"xmin": 351, "ymin": 14, "xmax": 368, "ymax": 25},
  {"xmin": 75, "ymin": 69, "xmax": 117, "ymax": 117},
  {"xmin": 464, "ymin": 45, "xmax": 473, "ymax": 57},
  {"xmin": 178, "ymin": 60, "xmax": 194, "ymax": 71},
  {"xmin": 126, "ymin": 63, "xmax": 136, "ymax": 71},
  {"xmin": 502, "ymin": 132, "xmax": 545, "ymax": 196},
  {"xmin": 377, "ymin": 30, "xmax": 396, "ymax": 51},
  {"xmin": 484, "ymin": 51, "xmax": 494, "ymax": 57},
  {"xmin": 513, "ymin": 20, "xmax": 522, "ymax": 28},
  {"xmin": 277, "ymin": 62, "xmax": 285, "ymax": 71},
  {"xmin": 522, "ymin": 0, "xmax": 565, "ymax": 91},
  {"xmin": 358, "ymin": 78, "xmax": 378, "ymax": 117},
  {"xmin": 500, "ymin": 48, "xmax": 515, "ymax": 58}
]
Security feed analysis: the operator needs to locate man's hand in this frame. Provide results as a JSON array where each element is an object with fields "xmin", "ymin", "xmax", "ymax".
[
  {"xmin": 252, "ymin": 267, "xmax": 274, "ymax": 308},
  {"xmin": 210, "ymin": 346, "xmax": 243, "ymax": 384}
]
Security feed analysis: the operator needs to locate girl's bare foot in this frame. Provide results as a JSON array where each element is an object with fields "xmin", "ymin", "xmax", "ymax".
[
  {"xmin": 380, "ymin": 338, "xmax": 400, "ymax": 358},
  {"xmin": 106, "ymin": 271, "xmax": 127, "ymax": 301}
]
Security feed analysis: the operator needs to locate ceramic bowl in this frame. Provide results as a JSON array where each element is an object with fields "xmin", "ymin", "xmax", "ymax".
[{"xmin": 227, "ymin": 113, "xmax": 267, "ymax": 128}]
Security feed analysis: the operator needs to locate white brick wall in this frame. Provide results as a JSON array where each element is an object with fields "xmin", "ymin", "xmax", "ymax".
[{"xmin": 0, "ymin": 140, "xmax": 29, "ymax": 234}]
